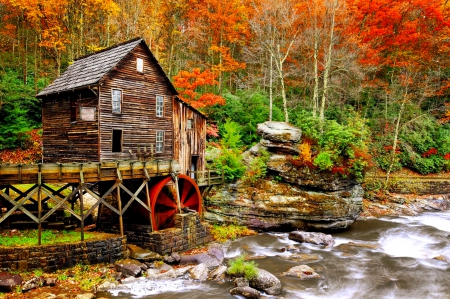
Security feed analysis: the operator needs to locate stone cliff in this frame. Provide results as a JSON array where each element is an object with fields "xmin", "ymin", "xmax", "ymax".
[{"xmin": 204, "ymin": 121, "xmax": 363, "ymax": 231}]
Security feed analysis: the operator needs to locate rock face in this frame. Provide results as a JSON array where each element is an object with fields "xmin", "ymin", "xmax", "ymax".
[{"xmin": 204, "ymin": 121, "xmax": 363, "ymax": 231}]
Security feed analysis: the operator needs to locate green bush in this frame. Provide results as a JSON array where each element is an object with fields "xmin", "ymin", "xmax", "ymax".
[
  {"xmin": 227, "ymin": 255, "xmax": 259, "ymax": 280},
  {"xmin": 242, "ymin": 149, "xmax": 270, "ymax": 184},
  {"xmin": 314, "ymin": 151, "xmax": 334, "ymax": 171},
  {"xmin": 212, "ymin": 148, "xmax": 246, "ymax": 182}
]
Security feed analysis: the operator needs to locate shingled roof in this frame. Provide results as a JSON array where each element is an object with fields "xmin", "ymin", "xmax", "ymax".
[{"xmin": 37, "ymin": 38, "xmax": 145, "ymax": 97}]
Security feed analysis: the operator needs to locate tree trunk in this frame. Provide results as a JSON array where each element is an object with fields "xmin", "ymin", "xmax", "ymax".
[{"xmin": 269, "ymin": 53, "xmax": 273, "ymax": 121}]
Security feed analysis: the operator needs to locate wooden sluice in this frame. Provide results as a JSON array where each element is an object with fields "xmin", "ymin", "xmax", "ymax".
[{"xmin": 0, "ymin": 160, "xmax": 180, "ymax": 245}]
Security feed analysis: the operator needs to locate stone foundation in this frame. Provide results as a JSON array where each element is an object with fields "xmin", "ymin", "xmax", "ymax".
[
  {"xmin": 0, "ymin": 236, "xmax": 126, "ymax": 272},
  {"xmin": 119, "ymin": 213, "xmax": 212, "ymax": 255}
]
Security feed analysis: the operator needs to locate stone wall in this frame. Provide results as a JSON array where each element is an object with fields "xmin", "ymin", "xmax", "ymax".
[
  {"xmin": 118, "ymin": 213, "xmax": 212, "ymax": 255},
  {"xmin": 0, "ymin": 236, "xmax": 126, "ymax": 272}
]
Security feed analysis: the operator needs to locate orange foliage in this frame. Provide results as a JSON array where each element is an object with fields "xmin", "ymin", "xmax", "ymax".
[
  {"xmin": 0, "ymin": 129, "xmax": 42, "ymax": 164},
  {"xmin": 173, "ymin": 68, "xmax": 225, "ymax": 109}
]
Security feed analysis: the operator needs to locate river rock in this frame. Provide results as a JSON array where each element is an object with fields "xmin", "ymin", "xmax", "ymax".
[
  {"xmin": 256, "ymin": 122, "xmax": 301, "ymax": 143},
  {"xmin": 279, "ymin": 253, "xmax": 320, "ymax": 262},
  {"xmin": 249, "ymin": 268, "xmax": 282, "ymax": 295},
  {"xmin": 209, "ymin": 265, "xmax": 228, "ymax": 281},
  {"xmin": 282, "ymin": 265, "xmax": 320, "ymax": 279},
  {"xmin": 189, "ymin": 263, "xmax": 209, "ymax": 281},
  {"xmin": 75, "ymin": 293, "xmax": 95, "ymax": 299},
  {"xmin": 22, "ymin": 277, "xmax": 42, "ymax": 291},
  {"xmin": 230, "ymin": 286, "xmax": 261, "ymax": 299},
  {"xmin": 179, "ymin": 247, "xmax": 223, "ymax": 268},
  {"xmin": 289, "ymin": 231, "xmax": 335, "ymax": 247},
  {"xmin": 128, "ymin": 244, "xmax": 162, "ymax": 262},
  {"xmin": 115, "ymin": 260, "xmax": 142, "ymax": 277},
  {"xmin": 234, "ymin": 277, "xmax": 249, "ymax": 287},
  {"xmin": 0, "ymin": 272, "xmax": 23, "ymax": 292},
  {"xmin": 96, "ymin": 281, "xmax": 118, "ymax": 291},
  {"xmin": 35, "ymin": 293, "xmax": 57, "ymax": 299},
  {"xmin": 44, "ymin": 277, "xmax": 58, "ymax": 286}
]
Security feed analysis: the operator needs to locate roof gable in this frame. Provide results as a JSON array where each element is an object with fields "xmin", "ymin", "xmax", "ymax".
[{"xmin": 37, "ymin": 38, "xmax": 144, "ymax": 97}]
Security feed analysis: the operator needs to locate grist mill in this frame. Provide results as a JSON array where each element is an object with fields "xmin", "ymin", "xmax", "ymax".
[{"xmin": 0, "ymin": 38, "xmax": 222, "ymax": 258}]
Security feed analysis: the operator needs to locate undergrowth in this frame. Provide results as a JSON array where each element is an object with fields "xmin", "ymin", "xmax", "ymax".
[
  {"xmin": 0, "ymin": 229, "xmax": 95, "ymax": 247},
  {"xmin": 210, "ymin": 224, "xmax": 257, "ymax": 243},
  {"xmin": 227, "ymin": 255, "xmax": 259, "ymax": 280}
]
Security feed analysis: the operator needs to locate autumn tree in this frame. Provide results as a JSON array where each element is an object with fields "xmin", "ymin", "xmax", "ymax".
[
  {"xmin": 173, "ymin": 68, "xmax": 225, "ymax": 110},
  {"xmin": 347, "ymin": 0, "xmax": 450, "ymax": 184},
  {"xmin": 248, "ymin": 0, "xmax": 302, "ymax": 123}
]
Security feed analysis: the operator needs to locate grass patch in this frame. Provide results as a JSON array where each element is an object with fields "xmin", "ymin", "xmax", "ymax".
[
  {"xmin": 210, "ymin": 224, "xmax": 257, "ymax": 243},
  {"xmin": 227, "ymin": 255, "xmax": 259, "ymax": 280},
  {"xmin": 0, "ymin": 229, "xmax": 95, "ymax": 247}
]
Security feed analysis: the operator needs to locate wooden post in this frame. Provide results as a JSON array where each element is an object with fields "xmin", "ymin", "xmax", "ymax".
[
  {"xmin": 37, "ymin": 164, "xmax": 42, "ymax": 246},
  {"xmin": 79, "ymin": 184, "xmax": 85, "ymax": 241},
  {"xmin": 117, "ymin": 184, "xmax": 124, "ymax": 237},
  {"xmin": 144, "ymin": 179, "xmax": 153, "ymax": 231},
  {"xmin": 173, "ymin": 174, "xmax": 182, "ymax": 214}
]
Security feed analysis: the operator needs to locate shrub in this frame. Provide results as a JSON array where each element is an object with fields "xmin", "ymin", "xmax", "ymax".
[
  {"xmin": 242, "ymin": 149, "xmax": 270, "ymax": 184},
  {"xmin": 212, "ymin": 148, "xmax": 246, "ymax": 182},
  {"xmin": 210, "ymin": 224, "xmax": 257, "ymax": 243},
  {"xmin": 227, "ymin": 255, "xmax": 259, "ymax": 280}
]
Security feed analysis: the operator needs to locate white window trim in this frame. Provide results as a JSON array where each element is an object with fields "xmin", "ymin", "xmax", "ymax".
[
  {"xmin": 137, "ymin": 58, "xmax": 144, "ymax": 73},
  {"xmin": 156, "ymin": 131, "xmax": 164, "ymax": 153},
  {"xmin": 112, "ymin": 88, "xmax": 122, "ymax": 114},
  {"xmin": 156, "ymin": 95, "xmax": 164, "ymax": 118}
]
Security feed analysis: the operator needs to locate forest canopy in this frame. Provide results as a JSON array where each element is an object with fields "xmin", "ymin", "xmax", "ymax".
[{"xmin": 1, "ymin": 0, "xmax": 450, "ymax": 176}]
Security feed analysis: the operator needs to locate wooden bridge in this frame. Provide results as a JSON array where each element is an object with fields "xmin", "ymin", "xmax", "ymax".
[{"xmin": 0, "ymin": 160, "xmax": 222, "ymax": 245}]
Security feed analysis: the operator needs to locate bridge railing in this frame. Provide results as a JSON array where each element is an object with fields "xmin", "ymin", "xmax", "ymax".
[{"xmin": 187, "ymin": 169, "xmax": 224, "ymax": 187}]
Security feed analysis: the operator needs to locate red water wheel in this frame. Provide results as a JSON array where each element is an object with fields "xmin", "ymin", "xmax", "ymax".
[{"xmin": 149, "ymin": 174, "xmax": 202, "ymax": 231}]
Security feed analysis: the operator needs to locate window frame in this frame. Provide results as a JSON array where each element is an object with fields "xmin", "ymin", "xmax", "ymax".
[
  {"xmin": 156, "ymin": 131, "xmax": 164, "ymax": 153},
  {"xmin": 136, "ymin": 57, "xmax": 144, "ymax": 73},
  {"xmin": 156, "ymin": 95, "xmax": 164, "ymax": 118},
  {"xmin": 111, "ymin": 88, "xmax": 123, "ymax": 114},
  {"xmin": 186, "ymin": 119, "xmax": 194, "ymax": 130}
]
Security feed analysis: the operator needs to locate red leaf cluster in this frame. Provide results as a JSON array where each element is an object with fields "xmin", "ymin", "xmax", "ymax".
[
  {"xmin": 0, "ymin": 129, "xmax": 42, "ymax": 164},
  {"xmin": 422, "ymin": 148, "xmax": 438, "ymax": 158}
]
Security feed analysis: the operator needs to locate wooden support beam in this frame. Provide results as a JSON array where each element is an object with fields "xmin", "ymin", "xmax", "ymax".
[
  {"xmin": 120, "ymin": 182, "xmax": 150, "ymax": 214},
  {"xmin": 79, "ymin": 183, "xmax": 84, "ymax": 241},
  {"xmin": 144, "ymin": 179, "xmax": 153, "ymax": 232},
  {"xmin": 117, "ymin": 183, "xmax": 124, "ymax": 237}
]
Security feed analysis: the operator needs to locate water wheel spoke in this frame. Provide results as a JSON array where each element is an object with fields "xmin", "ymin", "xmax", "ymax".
[
  {"xmin": 183, "ymin": 195, "xmax": 199, "ymax": 209},
  {"xmin": 156, "ymin": 192, "xmax": 177, "ymax": 210},
  {"xmin": 155, "ymin": 209, "xmax": 176, "ymax": 227},
  {"xmin": 180, "ymin": 179, "xmax": 193, "ymax": 203}
]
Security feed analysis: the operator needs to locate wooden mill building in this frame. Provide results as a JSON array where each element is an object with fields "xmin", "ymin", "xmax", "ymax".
[{"xmin": 37, "ymin": 37, "xmax": 206, "ymax": 176}]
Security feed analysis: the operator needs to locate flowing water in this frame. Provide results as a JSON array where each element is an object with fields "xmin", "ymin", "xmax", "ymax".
[{"xmin": 104, "ymin": 211, "xmax": 450, "ymax": 299}]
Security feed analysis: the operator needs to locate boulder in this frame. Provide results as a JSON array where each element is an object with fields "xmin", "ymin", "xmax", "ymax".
[
  {"xmin": 204, "ymin": 180, "xmax": 362, "ymax": 231},
  {"xmin": 0, "ymin": 272, "xmax": 23, "ymax": 292},
  {"xmin": 234, "ymin": 277, "xmax": 249, "ymax": 287},
  {"xmin": 208, "ymin": 265, "xmax": 228, "ymax": 281},
  {"xmin": 22, "ymin": 277, "xmax": 42, "ymax": 292},
  {"xmin": 279, "ymin": 253, "xmax": 320, "ymax": 263},
  {"xmin": 115, "ymin": 260, "xmax": 142, "ymax": 277},
  {"xmin": 289, "ymin": 231, "xmax": 335, "ymax": 248},
  {"xmin": 44, "ymin": 277, "xmax": 58, "ymax": 286},
  {"xmin": 249, "ymin": 268, "xmax": 282, "ymax": 295},
  {"xmin": 96, "ymin": 281, "xmax": 118, "ymax": 291},
  {"xmin": 256, "ymin": 122, "xmax": 301, "ymax": 143},
  {"xmin": 189, "ymin": 263, "xmax": 209, "ymax": 281},
  {"xmin": 229, "ymin": 286, "xmax": 261, "ymax": 299},
  {"xmin": 128, "ymin": 244, "xmax": 162, "ymax": 262},
  {"xmin": 75, "ymin": 294, "xmax": 95, "ymax": 299},
  {"xmin": 260, "ymin": 139, "xmax": 300, "ymax": 155},
  {"xmin": 282, "ymin": 265, "xmax": 320, "ymax": 279},
  {"xmin": 179, "ymin": 247, "xmax": 223, "ymax": 268}
]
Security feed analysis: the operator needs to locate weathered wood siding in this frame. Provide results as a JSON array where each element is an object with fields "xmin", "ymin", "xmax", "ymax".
[
  {"xmin": 42, "ymin": 90, "xmax": 99, "ymax": 163},
  {"xmin": 98, "ymin": 43, "xmax": 175, "ymax": 161},
  {"xmin": 173, "ymin": 99, "xmax": 207, "ymax": 175}
]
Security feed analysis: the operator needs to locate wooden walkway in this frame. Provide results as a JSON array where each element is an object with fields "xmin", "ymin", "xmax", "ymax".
[{"xmin": 0, "ymin": 160, "xmax": 179, "ymax": 245}]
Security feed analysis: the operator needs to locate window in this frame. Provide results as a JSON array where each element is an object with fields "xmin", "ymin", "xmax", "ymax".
[
  {"xmin": 137, "ymin": 58, "xmax": 144, "ymax": 73},
  {"xmin": 156, "ymin": 95, "xmax": 164, "ymax": 117},
  {"xmin": 156, "ymin": 131, "xmax": 164, "ymax": 153},
  {"xmin": 112, "ymin": 129, "xmax": 123, "ymax": 152},
  {"xmin": 70, "ymin": 98, "xmax": 77, "ymax": 122},
  {"xmin": 112, "ymin": 89, "xmax": 122, "ymax": 113},
  {"xmin": 186, "ymin": 119, "xmax": 193, "ymax": 130}
]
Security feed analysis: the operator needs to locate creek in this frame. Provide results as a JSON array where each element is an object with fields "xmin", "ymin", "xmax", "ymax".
[{"xmin": 105, "ymin": 211, "xmax": 450, "ymax": 299}]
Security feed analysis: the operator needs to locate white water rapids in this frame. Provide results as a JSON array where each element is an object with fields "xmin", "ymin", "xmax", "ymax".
[{"xmin": 105, "ymin": 211, "xmax": 450, "ymax": 299}]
